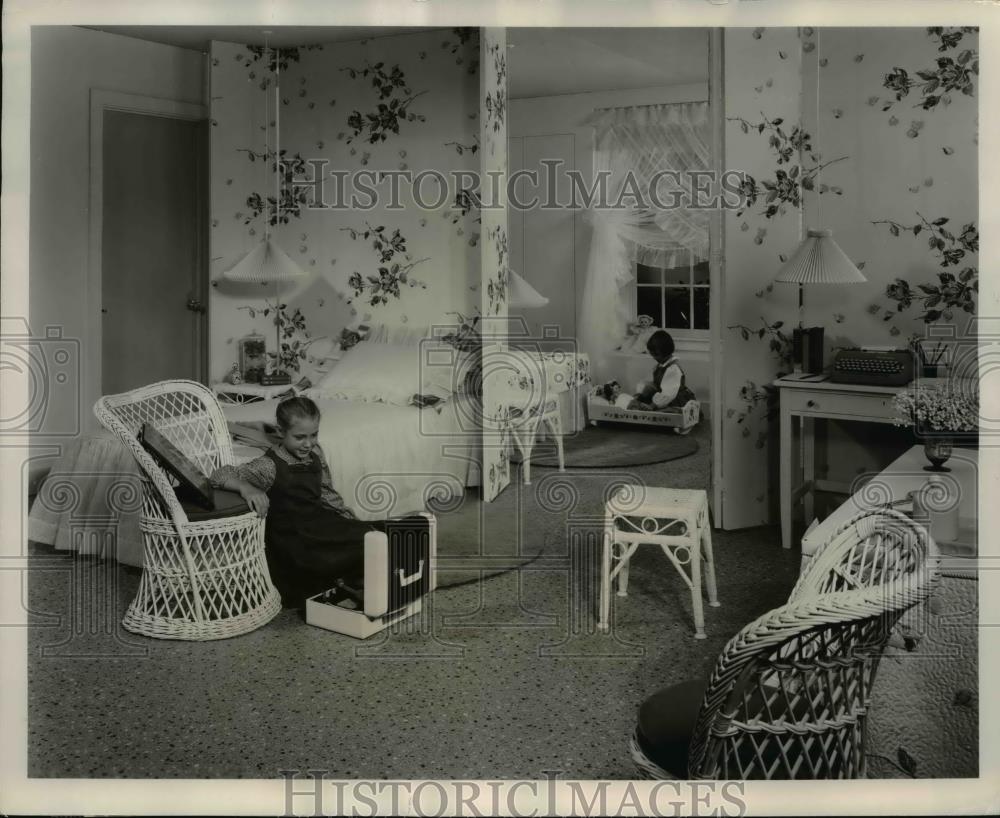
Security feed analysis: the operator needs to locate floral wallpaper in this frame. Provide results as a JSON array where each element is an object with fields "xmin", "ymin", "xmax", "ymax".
[
  {"xmin": 721, "ymin": 27, "xmax": 804, "ymax": 528},
  {"xmin": 208, "ymin": 29, "xmax": 481, "ymax": 380},
  {"xmin": 479, "ymin": 27, "xmax": 511, "ymax": 503},
  {"xmin": 721, "ymin": 27, "xmax": 978, "ymax": 528}
]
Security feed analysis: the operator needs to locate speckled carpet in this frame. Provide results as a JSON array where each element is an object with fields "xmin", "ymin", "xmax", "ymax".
[{"xmin": 26, "ymin": 423, "xmax": 803, "ymax": 779}]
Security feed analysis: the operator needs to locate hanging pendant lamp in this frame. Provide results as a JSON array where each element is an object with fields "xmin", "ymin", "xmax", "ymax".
[
  {"xmin": 508, "ymin": 268, "xmax": 549, "ymax": 309},
  {"xmin": 222, "ymin": 33, "xmax": 309, "ymax": 378},
  {"xmin": 774, "ymin": 28, "xmax": 866, "ymax": 308},
  {"xmin": 774, "ymin": 228, "xmax": 867, "ymax": 286}
]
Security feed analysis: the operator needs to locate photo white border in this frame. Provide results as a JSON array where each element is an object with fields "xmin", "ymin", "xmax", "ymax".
[{"xmin": 2, "ymin": 0, "xmax": 997, "ymax": 814}]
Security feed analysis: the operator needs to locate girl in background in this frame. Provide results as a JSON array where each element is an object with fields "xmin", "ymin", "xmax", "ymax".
[{"xmin": 628, "ymin": 329, "xmax": 697, "ymax": 411}]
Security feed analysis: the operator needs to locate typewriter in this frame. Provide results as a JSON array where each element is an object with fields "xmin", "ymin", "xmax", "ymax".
[{"xmin": 830, "ymin": 347, "xmax": 915, "ymax": 386}]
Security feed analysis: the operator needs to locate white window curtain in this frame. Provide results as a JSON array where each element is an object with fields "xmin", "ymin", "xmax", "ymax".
[{"xmin": 579, "ymin": 101, "xmax": 710, "ymax": 381}]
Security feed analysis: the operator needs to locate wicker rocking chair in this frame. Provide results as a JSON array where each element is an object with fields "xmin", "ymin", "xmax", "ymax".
[
  {"xmin": 94, "ymin": 379, "xmax": 281, "ymax": 640},
  {"xmin": 630, "ymin": 508, "xmax": 940, "ymax": 779}
]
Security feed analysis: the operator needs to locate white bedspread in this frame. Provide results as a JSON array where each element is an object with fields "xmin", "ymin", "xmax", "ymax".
[{"xmin": 222, "ymin": 395, "xmax": 479, "ymax": 520}]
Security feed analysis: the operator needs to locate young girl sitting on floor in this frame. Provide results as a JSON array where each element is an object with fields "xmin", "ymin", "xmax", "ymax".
[
  {"xmin": 628, "ymin": 329, "xmax": 697, "ymax": 411},
  {"xmin": 210, "ymin": 396, "xmax": 428, "ymax": 604}
]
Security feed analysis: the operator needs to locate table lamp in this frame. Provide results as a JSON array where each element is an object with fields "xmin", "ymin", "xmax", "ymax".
[
  {"xmin": 774, "ymin": 29, "xmax": 867, "ymax": 377},
  {"xmin": 774, "ymin": 228, "xmax": 866, "ymax": 375}
]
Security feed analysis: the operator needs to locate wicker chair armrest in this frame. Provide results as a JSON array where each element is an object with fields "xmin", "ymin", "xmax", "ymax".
[
  {"xmin": 173, "ymin": 510, "xmax": 264, "ymax": 535},
  {"xmin": 789, "ymin": 508, "xmax": 937, "ymax": 600}
]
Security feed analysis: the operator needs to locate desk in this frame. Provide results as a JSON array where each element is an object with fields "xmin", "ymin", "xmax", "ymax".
[
  {"xmin": 800, "ymin": 444, "xmax": 978, "ymax": 571},
  {"xmin": 775, "ymin": 377, "xmax": 907, "ymax": 550}
]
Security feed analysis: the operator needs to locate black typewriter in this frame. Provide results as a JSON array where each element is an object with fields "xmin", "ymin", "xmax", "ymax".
[{"xmin": 830, "ymin": 347, "xmax": 915, "ymax": 386}]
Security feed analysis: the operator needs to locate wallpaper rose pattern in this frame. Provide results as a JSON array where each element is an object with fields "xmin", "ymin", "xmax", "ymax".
[
  {"xmin": 479, "ymin": 27, "xmax": 511, "ymax": 503},
  {"xmin": 721, "ymin": 27, "xmax": 977, "ymax": 528},
  {"xmin": 208, "ymin": 30, "xmax": 482, "ymax": 380}
]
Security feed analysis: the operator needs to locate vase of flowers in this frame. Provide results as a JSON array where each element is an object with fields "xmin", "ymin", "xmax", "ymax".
[{"xmin": 893, "ymin": 381, "xmax": 978, "ymax": 472}]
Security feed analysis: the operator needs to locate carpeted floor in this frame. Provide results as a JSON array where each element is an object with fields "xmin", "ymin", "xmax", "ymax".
[
  {"xmin": 510, "ymin": 423, "xmax": 698, "ymax": 468},
  {"xmin": 26, "ymin": 421, "xmax": 802, "ymax": 779}
]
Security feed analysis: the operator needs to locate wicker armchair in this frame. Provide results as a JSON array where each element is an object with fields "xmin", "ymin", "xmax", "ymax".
[
  {"xmin": 94, "ymin": 379, "xmax": 281, "ymax": 640},
  {"xmin": 630, "ymin": 508, "xmax": 940, "ymax": 779}
]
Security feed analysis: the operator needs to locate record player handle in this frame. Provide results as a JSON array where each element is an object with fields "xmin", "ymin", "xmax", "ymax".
[{"xmin": 397, "ymin": 560, "xmax": 425, "ymax": 587}]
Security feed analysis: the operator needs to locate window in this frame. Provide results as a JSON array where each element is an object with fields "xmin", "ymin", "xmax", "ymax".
[{"xmin": 635, "ymin": 253, "xmax": 710, "ymax": 332}]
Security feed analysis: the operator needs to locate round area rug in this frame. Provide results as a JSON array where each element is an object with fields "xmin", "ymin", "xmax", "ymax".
[{"xmin": 511, "ymin": 425, "xmax": 699, "ymax": 469}]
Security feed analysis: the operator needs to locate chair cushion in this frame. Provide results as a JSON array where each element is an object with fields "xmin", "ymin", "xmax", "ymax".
[
  {"xmin": 140, "ymin": 422, "xmax": 215, "ymax": 509},
  {"xmin": 178, "ymin": 488, "xmax": 251, "ymax": 521},
  {"xmin": 635, "ymin": 678, "xmax": 708, "ymax": 777}
]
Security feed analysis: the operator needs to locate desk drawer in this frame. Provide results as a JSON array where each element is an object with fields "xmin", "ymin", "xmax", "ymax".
[{"xmin": 783, "ymin": 389, "xmax": 896, "ymax": 420}]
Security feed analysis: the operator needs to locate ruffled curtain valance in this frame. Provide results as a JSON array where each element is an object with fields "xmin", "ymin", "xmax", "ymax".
[{"xmin": 579, "ymin": 101, "xmax": 711, "ymax": 381}]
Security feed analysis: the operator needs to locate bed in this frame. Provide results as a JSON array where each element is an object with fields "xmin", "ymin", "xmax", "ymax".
[
  {"xmin": 221, "ymin": 392, "xmax": 479, "ymax": 520},
  {"xmin": 28, "ymin": 325, "xmax": 481, "ymax": 565},
  {"xmin": 240, "ymin": 326, "xmax": 482, "ymax": 519}
]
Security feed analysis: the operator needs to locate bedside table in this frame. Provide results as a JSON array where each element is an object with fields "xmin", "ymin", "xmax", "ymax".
[{"xmin": 212, "ymin": 382, "xmax": 295, "ymax": 405}]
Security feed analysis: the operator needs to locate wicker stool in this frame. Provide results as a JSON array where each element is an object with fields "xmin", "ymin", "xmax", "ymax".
[{"xmin": 599, "ymin": 485, "xmax": 719, "ymax": 639}]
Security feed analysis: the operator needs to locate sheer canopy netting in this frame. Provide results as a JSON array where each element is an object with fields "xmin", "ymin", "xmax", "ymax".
[{"xmin": 579, "ymin": 101, "xmax": 711, "ymax": 380}]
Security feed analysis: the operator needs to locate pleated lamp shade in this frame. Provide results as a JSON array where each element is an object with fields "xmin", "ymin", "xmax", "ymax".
[
  {"xmin": 222, "ymin": 237, "xmax": 309, "ymax": 284},
  {"xmin": 774, "ymin": 229, "xmax": 867, "ymax": 284},
  {"xmin": 508, "ymin": 268, "xmax": 549, "ymax": 308}
]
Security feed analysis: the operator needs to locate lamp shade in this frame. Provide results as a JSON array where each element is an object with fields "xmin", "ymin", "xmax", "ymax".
[
  {"xmin": 508, "ymin": 268, "xmax": 549, "ymax": 308},
  {"xmin": 222, "ymin": 237, "xmax": 309, "ymax": 284},
  {"xmin": 774, "ymin": 229, "xmax": 867, "ymax": 285}
]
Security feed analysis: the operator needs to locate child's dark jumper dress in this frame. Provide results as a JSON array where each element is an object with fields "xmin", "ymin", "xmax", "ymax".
[
  {"xmin": 653, "ymin": 358, "xmax": 697, "ymax": 409},
  {"xmin": 260, "ymin": 448, "xmax": 424, "ymax": 600}
]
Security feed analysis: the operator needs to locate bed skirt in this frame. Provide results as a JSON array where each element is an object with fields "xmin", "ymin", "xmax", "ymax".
[{"xmin": 28, "ymin": 432, "xmax": 146, "ymax": 567}]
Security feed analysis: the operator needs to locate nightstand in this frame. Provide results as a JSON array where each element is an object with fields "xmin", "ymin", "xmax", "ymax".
[{"xmin": 211, "ymin": 382, "xmax": 295, "ymax": 405}]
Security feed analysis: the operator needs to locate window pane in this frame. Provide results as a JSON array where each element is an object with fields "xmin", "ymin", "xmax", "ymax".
[
  {"xmin": 636, "ymin": 286, "xmax": 663, "ymax": 327},
  {"xmin": 693, "ymin": 259, "xmax": 710, "ymax": 285},
  {"xmin": 636, "ymin": 263, "xmax": 662, "ymax": 285},
  {"xmin": 663, "ymin": 264, "xmax": 690, "ymax": 286},
  {"xmin": 663, "ymin": 287, "xmax": 691, "ymax": 329},
  {"xmin": 693, "ymin": 286, "xmax": 710, "ymax": 329}
]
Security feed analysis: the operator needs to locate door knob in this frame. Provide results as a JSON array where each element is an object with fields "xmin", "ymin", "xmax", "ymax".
[{"xmin": 186, "ymin": 298, "xmax": 206, "ymax": 314}]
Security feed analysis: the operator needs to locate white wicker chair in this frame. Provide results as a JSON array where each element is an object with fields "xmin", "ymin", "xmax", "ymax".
[
  {"xmin": 629, "ymin": 508, "xmax": 940, "ymax": 779},
  {"xmin": 94, "ymin": 379, "xmax": 281, "ymax": 640}
]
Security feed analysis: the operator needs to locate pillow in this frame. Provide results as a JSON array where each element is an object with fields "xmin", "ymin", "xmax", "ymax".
[
  {"xmin": 180, "ymin": 488, "xmax": 250, "ymax": 521},
  {"xmin": 307, "ymin": 342, "xmax": 457, "ymax": 406},
  {"xmin": 298, "ymin": 337, "xmax": 343, "ymax": 385},
  {"xmin": 140, "ymin": 422, "xmax": 215, "ymax": 510},
  {"xmin": 366, "ymin": 323, "xmax": 432, "ymax": 346}
]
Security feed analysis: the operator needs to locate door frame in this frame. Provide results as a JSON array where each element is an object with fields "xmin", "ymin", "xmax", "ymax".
[
  {"xmin": 87, "ymin": 89, "xmax": 207, "ymax": 418},
  {"xmin": 708, "ymin": 29, "xmax": 726, "ymax": 523}
]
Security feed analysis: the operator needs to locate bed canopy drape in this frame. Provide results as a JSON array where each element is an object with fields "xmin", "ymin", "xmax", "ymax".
[{"xmin": 578, "ymin": 101, "xmax": 711, "ymax": 381}]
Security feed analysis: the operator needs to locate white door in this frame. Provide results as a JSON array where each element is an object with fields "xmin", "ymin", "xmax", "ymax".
[{"xmin": 100, "ymin": 109, "xmax": 207, "ymax": 395}]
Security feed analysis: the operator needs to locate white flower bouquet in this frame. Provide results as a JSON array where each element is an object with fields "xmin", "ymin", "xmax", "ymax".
[{"xmin": 893, "ymin": 382, "xmax": 979, "ymax": 433}]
